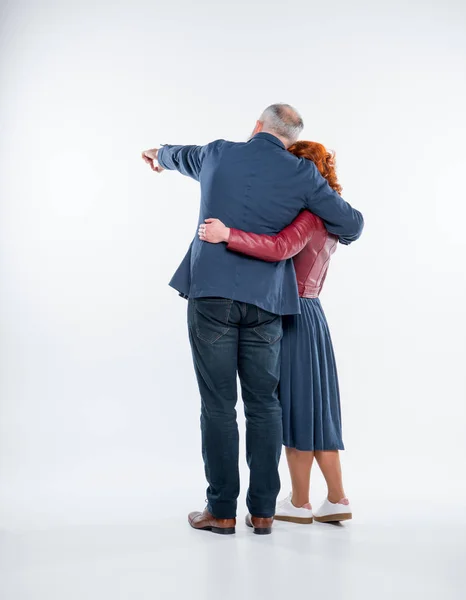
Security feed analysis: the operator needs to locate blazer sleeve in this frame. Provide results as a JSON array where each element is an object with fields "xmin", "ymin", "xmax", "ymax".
[
  {"xmin": 157, "ymin": 144, "xmax": 207, "ymax": 181},
  {"xmin": 304, "ymin": 162, "xmax": 364, "ymax": 245},
  {"xmin": 227, "ymin": 211, "xmax": 318, "ymax": 262}
]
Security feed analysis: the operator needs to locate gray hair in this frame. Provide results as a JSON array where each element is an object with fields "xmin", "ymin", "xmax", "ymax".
[{"xmin": 259, "ymin": 103, "xmax": 304, "ymax": 145}]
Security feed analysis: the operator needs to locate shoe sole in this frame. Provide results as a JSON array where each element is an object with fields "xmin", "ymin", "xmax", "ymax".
[
  {"xmin": 245, "ymin": 521, "xmax": 272, "ymax": 535},
  {"xmin": 189, "ymin": 523, "xmax": 236, "ymax": 535},
  {"xmin": 274, "ymin": 515, "xmax": 314, "ymax": 525},
  {"xmin": 314, "ymin": 513, "xmax": 352, "ymax": 523},
  {"xmin": 211, "ymin": 526, "xmax": 236, "ymax": 534}
]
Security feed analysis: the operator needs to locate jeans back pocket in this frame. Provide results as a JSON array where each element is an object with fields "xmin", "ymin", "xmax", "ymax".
[
  {"xmin": 192, "ymin": 298, "xmax": 233, "ymax": 345},
  {"xmin": 253, "ymin": 307, "xmax": 283, "ymax": 344}
]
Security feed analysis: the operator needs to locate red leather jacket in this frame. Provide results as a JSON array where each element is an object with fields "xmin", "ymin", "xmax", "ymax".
[{"xmin": 227, "ymin": 211, "xmax": 337, "ymax": 298}]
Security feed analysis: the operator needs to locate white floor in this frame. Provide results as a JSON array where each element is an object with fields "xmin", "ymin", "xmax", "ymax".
[{"xmin": 1, "ymin": 512, "xmax": 464, "ymax": 600}]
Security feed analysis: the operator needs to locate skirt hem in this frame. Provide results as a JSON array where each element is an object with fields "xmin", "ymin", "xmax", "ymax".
[{"xmin": 283, "ymin": 442, "xmax": 345, "ymax": 452}]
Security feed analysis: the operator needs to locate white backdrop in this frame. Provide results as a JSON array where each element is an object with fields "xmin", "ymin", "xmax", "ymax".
[{"xmin": 1, "ymin": 0, "xmax": 465, "ymax": 530}]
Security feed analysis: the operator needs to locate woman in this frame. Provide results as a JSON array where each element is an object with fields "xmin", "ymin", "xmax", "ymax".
[{"xmin": 198, "ymin": 141, "xmax": 352, "ymax": 524}]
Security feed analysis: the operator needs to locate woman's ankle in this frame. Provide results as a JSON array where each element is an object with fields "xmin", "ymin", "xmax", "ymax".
[
  {"xmin": 327, "ymin": 491, "xmax": 347, "ymax": 504},
  {"xmin": 291, "ymin": 493, "xmax": 311, "ymax": 508}
]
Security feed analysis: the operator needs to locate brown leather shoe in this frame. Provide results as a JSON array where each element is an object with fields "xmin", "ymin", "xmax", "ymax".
[
  {"xmin": 245, "ymin": 513, "xmax": 273, "ymax": 535},
  {"xmin": 188, "ymin": 509, "xmax": 236, "ymax": 535}
]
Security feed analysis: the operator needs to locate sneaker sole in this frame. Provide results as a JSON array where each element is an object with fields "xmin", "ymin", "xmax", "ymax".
[
  {"xmin": 274, "ymin": 515, "xmax": 314, "ymax": 524},
  {"xmin": 314, "ymin": 513, "xmax": 352, "ymax": 523}
]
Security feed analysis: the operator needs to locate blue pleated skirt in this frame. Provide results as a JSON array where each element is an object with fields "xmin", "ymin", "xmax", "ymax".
[{"xmin": 280, "ymin": 298, "xmax": 344, "ymax": 451}]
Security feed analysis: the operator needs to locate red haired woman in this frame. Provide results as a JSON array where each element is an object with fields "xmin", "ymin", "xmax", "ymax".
[{"xmin": 198, "ymin": 141, "xmax": 352, "ymax": 525}]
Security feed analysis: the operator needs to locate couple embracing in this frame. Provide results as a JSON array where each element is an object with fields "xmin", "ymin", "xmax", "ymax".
[{"xmin": 142, "ymin": 103, "xmax": 364, "ymax": 535}]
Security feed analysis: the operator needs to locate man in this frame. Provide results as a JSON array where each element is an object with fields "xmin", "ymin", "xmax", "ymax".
[{"xmin": 142, "ymin": 104, "xmax": 363, "ymax": 535}]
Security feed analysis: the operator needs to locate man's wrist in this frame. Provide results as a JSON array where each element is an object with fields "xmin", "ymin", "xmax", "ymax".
[
  {"xmin": 156, "ymin": 147, "xmax": 164, "ymax": 170},
  {"xmin": 224, "ymin": 228, "xmax": 231, "ymax": 243}
]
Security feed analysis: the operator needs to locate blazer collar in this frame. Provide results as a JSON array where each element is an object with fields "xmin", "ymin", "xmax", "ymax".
[{"xmin": 253, "ymin": 132, "xmax": 286, "ymax": 149}]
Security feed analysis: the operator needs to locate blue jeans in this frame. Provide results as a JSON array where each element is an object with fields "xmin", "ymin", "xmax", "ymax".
[{"xmin": 188, "ymin": 298, "xmax": 283, "ymax": 519}]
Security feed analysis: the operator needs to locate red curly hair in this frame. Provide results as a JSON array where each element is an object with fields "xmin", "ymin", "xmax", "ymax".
[{"xmin": 288, "ymin": 141, "xmax": 342, "ymax": 195}]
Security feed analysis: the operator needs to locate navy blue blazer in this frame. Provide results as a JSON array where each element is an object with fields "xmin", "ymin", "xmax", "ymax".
[{"xmin": 158, "ymin": 133, "xmax": 364, "ymax": 315}]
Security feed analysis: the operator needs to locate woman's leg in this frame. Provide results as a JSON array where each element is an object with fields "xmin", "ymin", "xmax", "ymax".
[
  {"xmin": 285, "ymin": 447, "xmax": 314, "ymax": 507},
  {"xmin": 314, "ymin": 450, "xmax": 346, "ymax": 503}
]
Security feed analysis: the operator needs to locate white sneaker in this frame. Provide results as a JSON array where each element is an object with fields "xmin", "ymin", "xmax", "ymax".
[
  {"xmin": 313, "ymin": 498, "xmax": 352, "ymax": 523},
  {"xmin": 274, "ymin": 493, "xmax": 314, "ymax": 524}
]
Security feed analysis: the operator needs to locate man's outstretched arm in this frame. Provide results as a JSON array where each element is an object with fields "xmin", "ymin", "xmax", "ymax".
[{"xmin": 142, "ymin": 144, "xmax": 207, "ymax": 181}]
